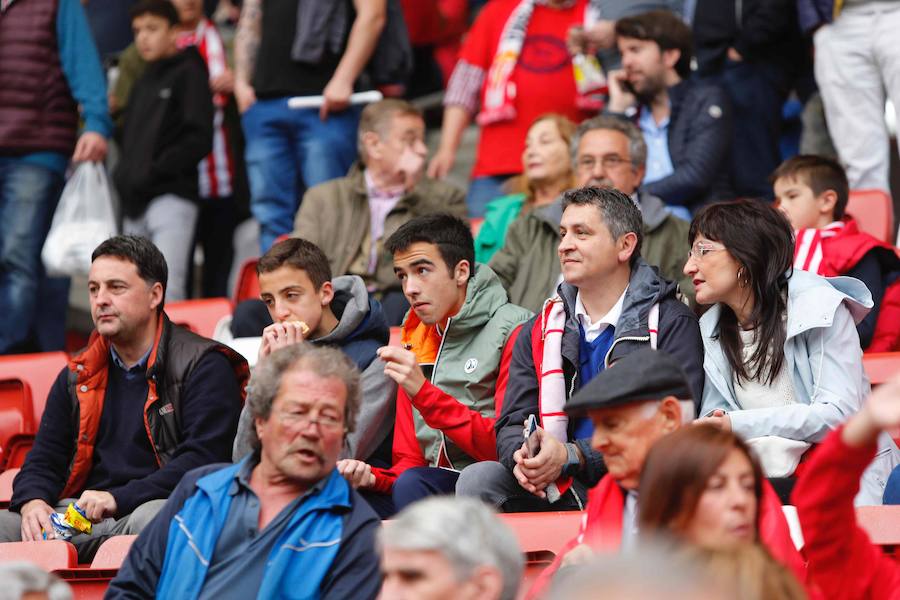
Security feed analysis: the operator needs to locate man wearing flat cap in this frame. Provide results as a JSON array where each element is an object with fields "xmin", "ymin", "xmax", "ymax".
[{"xmin": 457, "ymin": 186, "xmax": 702, "ymax": 512}]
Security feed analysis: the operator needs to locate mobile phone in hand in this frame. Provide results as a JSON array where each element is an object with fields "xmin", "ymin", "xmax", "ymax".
[{"xmin": 524, "ymin": 414, "xmax": 540, "ymax": 457}]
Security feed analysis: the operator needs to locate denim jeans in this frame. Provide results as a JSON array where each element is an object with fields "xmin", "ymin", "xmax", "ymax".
[
  {"xmin": 466, "ymin": 174, "xmax": 513, "ymax": 219},
  {"xmin": 884, "ymin": 464, "xmax": 900, "ymax": 504},
  {"xmin": 242, "ymin": 99, "xmax": 361, "ymax": 252},
  {"xmin": 0, "ymin": 159, "xmax": 65, "ymax": 354}
]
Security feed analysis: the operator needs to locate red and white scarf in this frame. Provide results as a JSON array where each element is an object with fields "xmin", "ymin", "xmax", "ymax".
[
  {"xmin": 478, "ymin": 0, "xmax": 598, "ymax": 126},
  {"xmin": 178, "ymin": 19, "xmax": 234, "ymax": 199},
  {"xmin": 793, "ymin": 221, "xmax": 844, "ymax": 275}
]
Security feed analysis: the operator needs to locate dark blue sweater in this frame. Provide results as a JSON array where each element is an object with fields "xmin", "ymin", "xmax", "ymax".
[{"xmin": 11, "ymin": 351, "xmax": 241, "ymax": 516}]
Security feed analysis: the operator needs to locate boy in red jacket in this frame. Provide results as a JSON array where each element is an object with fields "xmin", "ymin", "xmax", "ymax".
[{"xmin": 773, "ymin": 154, "xmax": 900, "ymax": 351}]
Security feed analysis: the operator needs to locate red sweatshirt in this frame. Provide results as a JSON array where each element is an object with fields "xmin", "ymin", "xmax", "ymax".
[
  {"xmin": 369, "ymin": 326, "xmax": 522, "ymax": 494},
  {"xmin": 793, "ymin": 427, "xmax": 900, "ymax": 600}
]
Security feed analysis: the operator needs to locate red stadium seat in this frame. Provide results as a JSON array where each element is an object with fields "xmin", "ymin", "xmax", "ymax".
[
  {"xmin": 90, "ymin": 535, "xmax": 137, "ymax": 569},
  {"xmin": 499, "ymin": 511, "xmax": 583, "ymax": 556},
  {"xmin": 166, "ymin": 298, "xmax": 233, "ymax": 339},
  {"xmin": 0, "ymin": 352, "xmax": 68, "ymax": 426},
  {"xmin": 0, "ymin": 468, "xmax": 18, "ymax": 508},
  {"xmin": 389, "ymin": 327, "xmax": 402, "ymax": 347},
  {"xmin": 0, "ymin": 540, "xmax": 77, "ymax": 571},
  {"xmin": 0, "ymin": 379, "xmax": 33, "ymax": 469},
  {"xmin": 863, "ymin": 352, "xmax": 900, "ymax": 385},
  {"xmin": 233, "ymin": 258, "xmax": 260, "ymax": 304},
  {"xmin": 471, "ymin": 217, "xmax": 485, "ymax": 237},
  {"xmin": 857, "ymin": 505, "xmax": 900, "ymax": 553},
  {"xmin": 847, "ymin": 189, "xmax": 895, "ymax": 244}
]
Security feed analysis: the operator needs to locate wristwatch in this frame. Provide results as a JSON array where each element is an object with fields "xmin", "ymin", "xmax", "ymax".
[{"xmin": 562, "ymin": 442, "xmax": 581, "ymax": 477}]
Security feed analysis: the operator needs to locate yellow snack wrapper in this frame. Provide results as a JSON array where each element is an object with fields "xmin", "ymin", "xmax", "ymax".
[{"xmin": 64, "ymin": 503, "xmax": 92, "ymax": 534}]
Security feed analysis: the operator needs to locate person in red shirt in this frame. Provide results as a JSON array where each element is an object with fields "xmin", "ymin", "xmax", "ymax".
[
  {"xmin": 793, "ymin": 372, "xmax": 900, "ymax": 600},
  {"xmin": 336, "ymin": 214, "xmax": 532, "ymax": 518}
]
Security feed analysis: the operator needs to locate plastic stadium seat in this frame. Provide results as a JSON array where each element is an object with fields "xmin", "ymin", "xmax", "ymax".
[
  {"xmin": 470, "ymin": 217, "xmax": 485, "ymax": 237},
  {"xmin": 847, "ymin": 189, "xmax": 895, "ymax": 244},
  {"xmin": 0, "ymin": 352, "xmax": 68, "ymax": 426},
  {"xmin": 0, "ymin": 468, "xmax": 18, "ymax": 508},
  {"xmin": 233, "ymin": 258, "xmax": 260, "ymax": 304},
  {"xmin": 857, "ymin": 505, "xmax": 900, "ymax": 551},
  {"xmin": 0, "ymin": 540, "xmax": 77, "ymax": 571},
  {"xmin": 0, "ymin": 379, "xmax": 33, "ymax": 467},
  {"xmin": 389, "ymin": 327, "xmax": 402, "ymax": 347},
  {"xmin": 90, "ymin": 535, "xmax": 137, "ymax": 569},
  {"xmin": 166, "ymin": 298, "xmax": 234, "ymax": 339},
  {"xmin": 863, "ymin": 352, "xmax": 900, "ymax": 385},
  {"xmin": 499, "ymin": 511, "xmax": 583, "ymax": 556}
]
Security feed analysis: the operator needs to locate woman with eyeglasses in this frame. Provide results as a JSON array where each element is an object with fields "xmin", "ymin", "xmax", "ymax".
[{"xmin": 683, "ymin": 199, "xmax": 896, "ymax": 504}]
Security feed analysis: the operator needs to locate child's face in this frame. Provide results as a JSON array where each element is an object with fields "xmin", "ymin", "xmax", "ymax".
[
  {"xmin": 773, "ymin": 175, "xmax": 833, "ymax": 230},
  {"xmin": 132, "ymin": 14, "xmax": 178, "ymax": 62}
]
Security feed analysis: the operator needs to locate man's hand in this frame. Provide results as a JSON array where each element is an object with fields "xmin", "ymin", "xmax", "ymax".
[
  {"xmin": 606, "ymin": 69, "xmax": 637, "ymax": 113},
  {"xmin": 727, "ymin": 47, "xmax": 744, "ymax": 62},
  {"xmin": 258, "ymin": 321, "xmax": 309, "ymax": 362},
  {"xmin": 395, "ymin": 146, "xmax": 426, "ymax": 192},
  {"xmin": 210, "ymin": 69, "xmax": 235, "ymax": 95},
  {"xmin": 337, "ymin": 459, "xmax": 376, "ymax": 489},
  {"xmin": 426, "ymin": 148, "xmax": 455, "ymax": 180},
  {"xmin": 76, "ymin": 490, "xmax": 117, "ymax": 523},
  {"xmin": 20, "ymin": 499, "xmax": 55, "ymax": 541},
  {"xmin": 377, "ymin": 346, "xmax": 427, "ymax": 398},
  {"xmin": 512, "ymin": 427, "xmax": 568, "ymax": 497},
  {"xmin": 72, "ymin": 132, "xmax": 108, "ymax": 163},
  {"xmin": 320, "ymin": 76, "xmax": 353, "ymax": 121},
  {"xmin": 695, "ymin": 409, "xmax": 732, "ymax": 432},
  {"xmin": 234, "ymin": 79, "xmax": 257, "ymax": 113},
  {"xmin": 568, "ymin": 20, "xmax": 616, "ymax": 55}
]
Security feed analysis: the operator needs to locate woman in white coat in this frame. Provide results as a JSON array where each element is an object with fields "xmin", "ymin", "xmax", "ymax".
[{"xmin": 684, "ymin": 199, "xmax": 897, "ymax": 505}]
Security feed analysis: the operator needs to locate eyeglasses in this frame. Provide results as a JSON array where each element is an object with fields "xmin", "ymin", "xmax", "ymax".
[
  {"xmin": 687, "ymin": 241, "xmax": 726, "ymax": 261},
  {"xmin": 277, "ymin": 408, "xmax": 344, "ymax": 431},
  {"xmin": 576, "ymin": 154, "xmax": 631, "ymax": 172}
]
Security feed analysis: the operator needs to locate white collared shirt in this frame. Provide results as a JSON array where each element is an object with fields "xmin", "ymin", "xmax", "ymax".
[
  {"xmin": 574, "ymin": 287, "xmax": 628, "ymax": 343},
  {"xmin": 621, "ymin": 490, "xmax": 640, "ymax": 550}
]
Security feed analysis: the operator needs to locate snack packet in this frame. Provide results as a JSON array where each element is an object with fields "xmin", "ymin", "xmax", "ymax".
[{"xmin": 43, "ymin": 503, "xmax": 92, "ymax": 540}]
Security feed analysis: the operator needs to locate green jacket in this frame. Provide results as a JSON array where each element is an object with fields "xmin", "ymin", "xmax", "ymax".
[
  {"xmin": 474, "ymin": 193, "xmax": 526, "ymax": 264},
  {"xmin": 293, "ymin": 164, "xmax": 466, "ymax": 295},
  {"xmin": 489, "ymin": 191, "xmax": 694, "ymax": 313},
  {"xmin": 408, "ymin": 265, "xmax": 533, "ymax": 470}
]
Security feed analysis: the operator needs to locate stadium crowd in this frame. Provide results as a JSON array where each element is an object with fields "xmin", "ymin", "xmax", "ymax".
[{"xmin": 2, "ymin": 0, "xmax": 900, "ymax": 598}]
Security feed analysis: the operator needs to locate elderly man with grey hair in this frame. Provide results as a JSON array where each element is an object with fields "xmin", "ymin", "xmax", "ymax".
[
  {"xmin": 0, "ymin": 563, "xmax": 72, "ymax": 600},
  {"xmin": 379, "ymin": 497, "xmax": 523, "ymax": 600},
  {"xmin": 106, "ymin": 344, "xmax": 382, "ymax": 599},
  {"xmin": 489, "ymin": 115, "xmax": 693, "ymax": 313}
]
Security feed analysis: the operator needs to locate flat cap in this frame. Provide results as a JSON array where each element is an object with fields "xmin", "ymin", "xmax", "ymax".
[{"xmin": 565, "ymin": 348, "xmax": 691, "ymax": 416}]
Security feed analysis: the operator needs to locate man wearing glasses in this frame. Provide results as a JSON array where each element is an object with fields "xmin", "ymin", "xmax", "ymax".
[
  {"xmin": 457, "ymin": 186, "xmax": 703, "ymax": 513},
  {"xmin": 107, "ymin": 344, "xmax": 382, "ymax": 599},
  {"xmin": 489, "ymin": 115, "xmax": 694, "ymax": 313}
]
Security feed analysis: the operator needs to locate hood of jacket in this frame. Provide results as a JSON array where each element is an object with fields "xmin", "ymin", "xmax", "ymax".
[
  {"xmin": 441, "ymin": 264, "xmax": 516, "ymax": 337},
  {"xmin": 317, "ymin": 275, "xmax": 389, "ymax": 346},
  {"xmin": 699, "ymin": 268, "xmax": 873, "ymax": 341}
]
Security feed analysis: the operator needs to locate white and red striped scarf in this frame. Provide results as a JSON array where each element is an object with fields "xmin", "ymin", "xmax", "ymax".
[
  {"xmin": 479, "ymin": 0, "xmax": 598, "ymax": 126},
  {"xmin": 793, "ymin": 222, "xmax": 844, "ymax": 275},
  {"xmin": 178, "ymin": 19, "xmax": 234, "ymax": 199}
]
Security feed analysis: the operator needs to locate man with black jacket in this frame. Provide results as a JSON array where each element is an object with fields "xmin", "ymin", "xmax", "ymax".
[
  {"xmin": 456, "ymin": 187, "xmax": 703, "ymax": 512},
  {"xmin": 606, "ymin": 10, "xmax": 732, "ymax": 218},
  {"xmin": 692, "ymin": 0, "xmax": 807, "ymax": 199},
  {"xmin": 0, "ymin": 236, "xmax": 247, "ymax": 561},
  {"xmin": 113, "ymin": 0, "xmax": 213, "ymax": 301}
]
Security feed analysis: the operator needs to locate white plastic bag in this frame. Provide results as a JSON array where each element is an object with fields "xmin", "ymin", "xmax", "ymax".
[{"xmin": 42, "ymin": 162, "xmax": 117, "ymax": 277}]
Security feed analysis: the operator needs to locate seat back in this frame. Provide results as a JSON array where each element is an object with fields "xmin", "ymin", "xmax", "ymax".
[
  {"xmin": 863, "ymin": 352, "xmax": 900, "ymax": 385},
  {"xmin": 233, "ymin": 258, "xmax": 260, "ymax": 304},
  {"xmin": 857, "ymin": 505, "xmax": 900, "ymax": 550},
  {"xmin": 90, "ymin": 535, "xmax": 138, "ymax": 569},
  {"xmin": 0, "ymin": 468, "xmax": 19, "ymax": 508},
  {"xmin": 165, "ymin": 298, "xmax": 234, "ymax": 339},
  {"xmin": 0, "ymin": 352, "xmax": 68, "ymax": 426},
  {"xmin": 499, "ymin": 511, "xmax": 583, "ymax": 556},
  {"xmin": 847, "ymin": 189, "xmax": 895, "ymax": 244},
  {"xmin": 0, "ymin": 540, "xmax": 77, "ymax": 571}
]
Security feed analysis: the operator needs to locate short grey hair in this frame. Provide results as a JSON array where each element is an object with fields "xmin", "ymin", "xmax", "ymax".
[
  {"xmin": 561, "ymin": 186, "xmax": 644, "ymax": 266},
  {"xmin": 378, "ymin": 497, "xmax": 524, "ymax": 600},
  {"xmin": 0, "ymin": 563, "xmax": 72, "ymax": 600},
  {"xmin": 246, "ymin": 344, "xmax": 361, "ymax": 448},
  {"xmin": 571, "ymin": 115, "xmax": 648, "ymax": 169},
  {"xmin": 637, "ymin": 398, "xmax": 697, "ymax": 425}
]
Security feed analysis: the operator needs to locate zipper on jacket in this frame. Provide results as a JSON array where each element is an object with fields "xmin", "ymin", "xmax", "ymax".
[
  {"xmin": 603, "ymin": 335, "xmax": 650, "ymax": 369},
  {"xmin": 432, "ymin": 317, "xmax": 453, "ymax": 469}
]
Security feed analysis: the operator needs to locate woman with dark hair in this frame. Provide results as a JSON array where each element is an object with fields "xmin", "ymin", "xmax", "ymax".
[
  {"xmin": 683, "ymin": 199, "xmax": 897, "ymax": 504},
  {"xmin": 638, "ymin": 425, "xmax": 807, "ymax": 594}
]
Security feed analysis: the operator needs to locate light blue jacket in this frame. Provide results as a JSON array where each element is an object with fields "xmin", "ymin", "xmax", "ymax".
[{"xmin": 700, "ymin": 269, "xmax": 898, "ymax": 504}]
